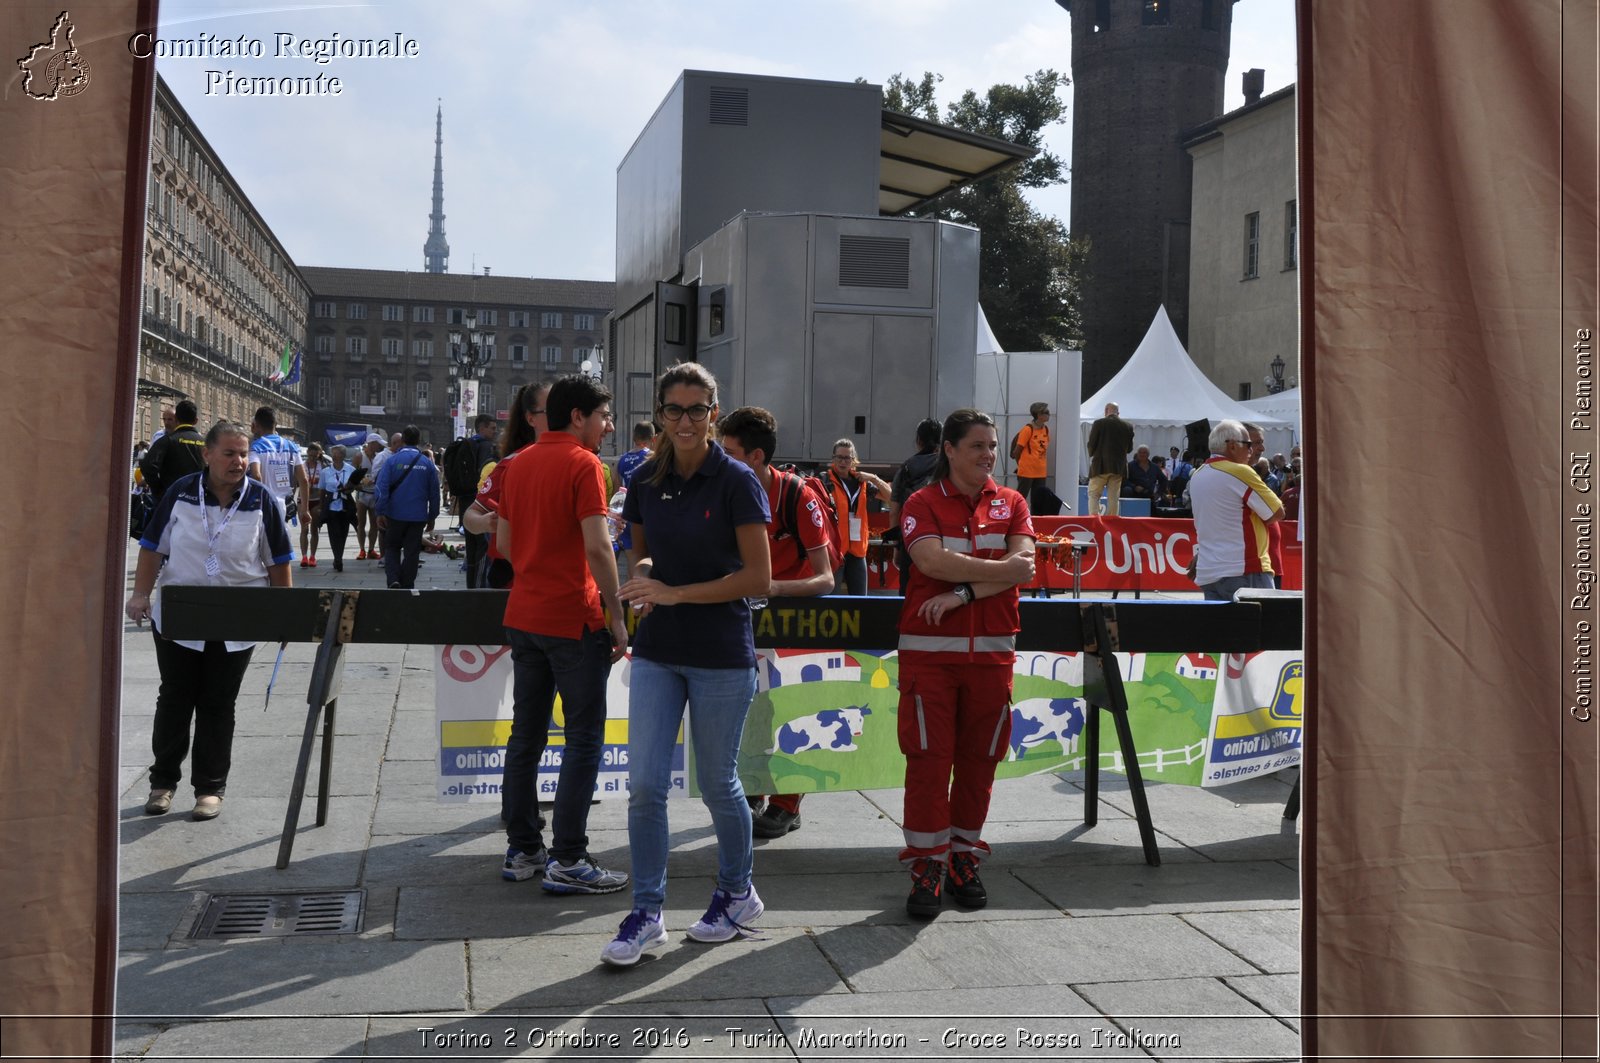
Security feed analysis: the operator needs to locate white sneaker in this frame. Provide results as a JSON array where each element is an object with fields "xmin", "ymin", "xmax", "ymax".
[
  {"xmin": 600, "ymin": 909, "xmax": 668, "ymax": 967},
  {"xmin": 685, "ymin": 884, "xmax": 764, "ymax": 943}
]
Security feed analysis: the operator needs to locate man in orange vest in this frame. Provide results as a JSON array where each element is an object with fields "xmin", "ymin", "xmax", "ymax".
[{"xmin": 824, "ymin": 438, "xmax": 892, "ymax": 596}]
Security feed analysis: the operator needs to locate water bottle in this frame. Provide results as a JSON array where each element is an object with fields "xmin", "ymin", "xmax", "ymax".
[{"xmin": 607, "ymin": 488, "xmax": 627, "ymax": 542}]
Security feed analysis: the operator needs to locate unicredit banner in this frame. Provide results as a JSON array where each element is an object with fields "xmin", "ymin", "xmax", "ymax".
[{"xmin": 1033, "ymin": 516, "xmax": 1302, "ymax": 593}]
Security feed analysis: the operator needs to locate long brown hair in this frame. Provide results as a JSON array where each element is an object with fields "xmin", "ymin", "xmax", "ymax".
[
  {"xmin": 499, "ymin": 382, "xmax": 549, "ymax": 459},
  {"xmin": 638, "ymin": 362, "xmax": 718, "ymax": 488},
  {"xmin": 931, "ymin": 408, "xmax": 996, "ymax": 482}
]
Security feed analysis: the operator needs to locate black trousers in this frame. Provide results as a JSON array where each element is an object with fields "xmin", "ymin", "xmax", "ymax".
[
  {"xmin": 323, "ymin": 508, "xmax": 351, "ymax": 563},
  {"xmin": 384, "ymin": 520, "xmax": 425, "ymax": 588},
  {"xmin": 150, "ymin": 632, "xmax": 254, "ymax": 795},
  {"xmin": 834, "ymin": 553, "xmax": 868, "ymax": 596},
  {"xmin": 464, "ymin": 531, "xmax": 488, "ymax": 588}
]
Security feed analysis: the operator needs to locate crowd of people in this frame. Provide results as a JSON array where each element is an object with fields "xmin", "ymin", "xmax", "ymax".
[{"xmin": 125, "ymin": 381, "xmax": 1301, "ymax": 967}]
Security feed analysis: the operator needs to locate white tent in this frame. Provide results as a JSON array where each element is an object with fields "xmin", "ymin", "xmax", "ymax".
[
  {"xmin": 1240, "ymin": 386, "xmax": 1302, "ymax": 445},
  {"xmin": 976, "ymin": 303, "xmax": 1004, "ymax": 357},
  {"xmin": 1079, "ymin": 306, "xmax": 1293, "ymax": 475}
]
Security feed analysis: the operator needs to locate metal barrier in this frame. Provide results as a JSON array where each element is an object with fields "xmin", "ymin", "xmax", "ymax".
[{"xmin": 160, "ymin": 589, "xmax": 1303, "ymax": 869}]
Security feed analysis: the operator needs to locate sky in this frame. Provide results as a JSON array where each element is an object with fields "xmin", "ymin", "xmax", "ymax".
[{"xmin": 151, "ymin": 0, "xmax": 1297, "ymax": 283}]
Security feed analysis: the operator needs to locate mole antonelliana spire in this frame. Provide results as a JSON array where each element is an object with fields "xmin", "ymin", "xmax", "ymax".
[{"xmin": 423, "ymin": 100, "xmax": 450, "ymax": 274}]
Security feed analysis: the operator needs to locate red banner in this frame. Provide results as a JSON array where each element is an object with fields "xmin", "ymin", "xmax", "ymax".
[{"xmin": 1033, "ymin": 516, "xmax": 1302, "ymax": 593}]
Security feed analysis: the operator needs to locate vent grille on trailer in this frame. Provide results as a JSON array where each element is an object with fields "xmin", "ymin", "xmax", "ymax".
[
  {"xmin": 708, "ymin": 87, "xmax": 749, "ymax": 126},
  {"xmin": 838, "ymin": 235, "xmax": 912, "ymax": 289}
]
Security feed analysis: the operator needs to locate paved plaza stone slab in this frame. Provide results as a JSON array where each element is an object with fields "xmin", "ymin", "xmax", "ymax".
[
  {"xmin": 990, "ymin": 817, "xmax": 1209, "ymax": 867},
  {"xmin": 119, "ymin": 890, "xmax": 205, "ymax": 951},
  {"xmin": 467, "ymin": 928, "xmax": 848, "ymax": 1009},
  {"xmin": 1015, "ymin": 859, "xmax": 1299, "ymax": 916},
  {"xmin": 371, "ymin": 790, "xmax": 510, "ymax": 836},
  {"xmin": 118, "ymin": 794, "xmax": 376, "ymax": 892},
  {"xmin": 1223, "ymin": 972, "xmax": 1301, "ymax": 1030},
  {"xmin": 383, "ymin": 711, "xmax": 446, "ymax": 761},
  {"xmin": 906, "ymin": 913, "xmax": 1259, "ymax": 987},
  {"xmin": 116, "ymin": 938, "xmax": 466, "ymax": 1017},
  {"xmin": 113, "ymin": 1021, "xmax": 161, "ymax": 1061},
  {"xmin": 230, "ymin": 697, "xmax": 399, "ymax": 739},
  {"xmin": 807, "ymin": 924, "xmax": 956, "ymax": 992},
  {"xmin": 980, "ymin": 770, "xmax": 1098, "ymax": 821},
  {"xmin": 397, "ymin": 882, "xmax": 636, "ymax": 940},
  {"xmin": 1183, "ymin": 908, "xmax": 1301, "ymax": 974},
  {"xmin": 133, "ymin": 1016, "xmax": 367, "ymax": 1061},
  {"xmin": 366, "ymin": 1000, "xmax": 785, "ymax": 1060},
  {"xmin": 361, "ymin": 830, "xmax": 513, "ymax": 889},
  {"xmin": 214, "ymin": 733, "xmax": 387, "ymax": 798},
  {"xmin": 1089, "ymin": 773, "xmax": 1302, "ymax": 861},
  {"xmin": 1072, "ymin": 976, "xmax": 1300, "ymax": 1062}
]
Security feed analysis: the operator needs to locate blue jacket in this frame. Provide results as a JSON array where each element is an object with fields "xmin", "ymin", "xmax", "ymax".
[{"xmin": 375, "ymin": 447, "xmax": 441, "ymax": 522}]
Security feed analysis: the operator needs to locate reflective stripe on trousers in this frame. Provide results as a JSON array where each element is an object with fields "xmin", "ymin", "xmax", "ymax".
[{"xmin": 899, "ymin": 634, "xmax": 1017, "ymax": 654}]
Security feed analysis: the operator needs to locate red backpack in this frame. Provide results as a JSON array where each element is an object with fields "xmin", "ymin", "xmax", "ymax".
[{"xmin": 774, "ymin": 469, "xmax": 844, "ymax": 574}]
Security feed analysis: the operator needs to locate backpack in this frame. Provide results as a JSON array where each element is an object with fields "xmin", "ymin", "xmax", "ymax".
[
  {"xmin": 444, "ymin": 437, "xmax": 482, "ymax": 498},
  {"xmin": 1010, "ymin": 426, "xmax": 1027, "ymax": 462},
  {"xmin": 775, "ymin": 470, "xmax": 844, "ymax": 574}
]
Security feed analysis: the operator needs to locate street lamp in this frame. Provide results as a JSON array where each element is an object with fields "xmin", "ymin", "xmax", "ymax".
[
  {"xmin": 579, "ymin": 339, "xmax": 605, "ymax": 382},
  {"xmin": 449, "ymin": 310, "xmax": 494, "ymax": 384},
  {"xmin": 1264, "ymin": 354, "xmax": 1290, "ymax": 394}
]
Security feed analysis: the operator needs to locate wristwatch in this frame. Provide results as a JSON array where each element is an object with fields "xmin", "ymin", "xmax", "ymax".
[{"xmin": 952, "ymin": 582, "xmax": 974, "ymax": 604}]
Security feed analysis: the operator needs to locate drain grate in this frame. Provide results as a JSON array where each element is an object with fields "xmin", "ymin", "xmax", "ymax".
[{"xmin": 190, "ymin": 890, "xmax": 364, "ymax": 939}]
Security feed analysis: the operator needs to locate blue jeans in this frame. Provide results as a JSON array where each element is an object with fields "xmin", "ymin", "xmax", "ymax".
[
  {"xmin": 626, "ymin": 657, "xmax": 758, "ymax": 910},
  {"xmin": 1202, "ymin": 572, "xmax": 1276, "ymax": 601},
  {"xmin": 503, "ymin": 625, "xmax": 614, "ymax": 863}
]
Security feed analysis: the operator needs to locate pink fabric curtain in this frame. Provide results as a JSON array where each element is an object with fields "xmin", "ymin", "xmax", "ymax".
[
  {"xmin": 1302, "ymin": 0, "xmax": 1596, "ymax": 1057},
  {"xmin": 0, "ymin": 1, "xmax": 154, "ymax": 1056}
]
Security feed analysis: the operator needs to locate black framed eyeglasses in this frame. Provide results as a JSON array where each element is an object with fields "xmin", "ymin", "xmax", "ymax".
[{"xmin": 659, "ymin": 403, "xmax": 712, "ymax": 422}]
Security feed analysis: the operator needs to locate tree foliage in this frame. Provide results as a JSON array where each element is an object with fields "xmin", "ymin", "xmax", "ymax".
[{"xmin": 877, "ymin": 71, "xmax": 1086, "ymax": 352}]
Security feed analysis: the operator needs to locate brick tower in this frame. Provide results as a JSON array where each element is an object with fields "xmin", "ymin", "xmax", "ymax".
[{"xmin": 1060, "ymin": 0, "xmax": 1234, "ymax": 394}]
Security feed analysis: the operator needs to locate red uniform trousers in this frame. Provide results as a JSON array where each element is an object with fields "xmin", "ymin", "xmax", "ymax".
[{"xmin": 896, "ymin": 658, "xmax": 1014, "ymax": 866}]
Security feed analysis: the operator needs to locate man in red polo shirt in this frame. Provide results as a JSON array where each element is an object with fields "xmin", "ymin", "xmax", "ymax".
[
  {"xmin": 717, "ymin": 406, "xmax": 836, "ymax": 839},
  {"xmin": 494, "ymin": 375, "xmax": 629, "ymax": 895},
  {"xmin": 896, "ymin": 408, "xmax": 1035, "ymax": 919}
]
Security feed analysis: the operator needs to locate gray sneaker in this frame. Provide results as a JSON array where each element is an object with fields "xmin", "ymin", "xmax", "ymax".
[
  {"xmin": 541, "ymin": 857, "xmax": 628, "ymax": 895},
  {"xmin": 501, "ymin": 845, "xmax": 548, "ymax": 881}
]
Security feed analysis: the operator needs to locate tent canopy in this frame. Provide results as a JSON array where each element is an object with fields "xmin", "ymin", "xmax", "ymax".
[
  {"xmin": 1078, "ymin": 306, "xmax": 1293, "ymax": 474},
  {"xmin": 1240, "ymin": 386, "xmax": 1302, "ymax": 445}
]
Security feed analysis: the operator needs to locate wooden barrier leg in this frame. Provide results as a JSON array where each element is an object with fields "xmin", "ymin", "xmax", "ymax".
[
  {"xmin": 277, "ymin": 593, "xmax": 344, "ymax": 870},
  {"xmin": 316, "ymin": 697, "xmax": 336, "ymax": 826},
  {"xmin": 1084, "ymin": 701, "xmax": 1100, "ymax": 828},
  {"xmin": 1083, "ymin": 602, "xmax": 1161, "ymax": 866},
  {"xmin": 1283, "ymin": 775, "xmax": 1301, "ymax": 820},
  {"xmin": 1108, "ymin": 704, "xmax": 1162, "ymax": 866}
]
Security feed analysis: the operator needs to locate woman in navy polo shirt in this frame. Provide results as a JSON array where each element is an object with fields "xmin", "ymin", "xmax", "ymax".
[{"xmin": 603, "ymin": 362, "xmax": 772, "ymax": 967}]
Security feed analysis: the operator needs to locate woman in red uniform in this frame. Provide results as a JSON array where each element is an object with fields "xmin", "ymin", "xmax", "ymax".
[{"xmin": 895, "ymin": 408, "xmax": 1035, "ymax": 918}]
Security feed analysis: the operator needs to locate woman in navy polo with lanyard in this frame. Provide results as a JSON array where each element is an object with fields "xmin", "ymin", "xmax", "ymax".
[
  {"xmin": 125, "ymin": 421, "xmax": 294, "ymax": 821},
  {"xmin": 602, "ymin": 362, "xmax": 772, "ymax": 967}
]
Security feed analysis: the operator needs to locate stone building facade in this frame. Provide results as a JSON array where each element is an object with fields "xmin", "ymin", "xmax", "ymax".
[
  {"xmin": 1061, "ymin": 0, "xmax": 1235, "ymax": 394},
  {"xmin": 137, "ymin": 76, "xmax": 310, "ymax": 445},
  {"xmin": 296, "ymin": 268, "xmax": 615, "ymax": 447},
  {"xmin": 1184, "ymin": 83, "xmax": 1298, "ymax": 399}
]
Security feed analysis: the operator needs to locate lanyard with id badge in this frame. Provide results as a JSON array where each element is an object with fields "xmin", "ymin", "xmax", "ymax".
[
  {"xmin": 200, "ymin": 479, "xmax": 247, "ymax": 578},
  {"xmin": 838, "ymin": 475, "xmax": 864, "ymax": 541}
]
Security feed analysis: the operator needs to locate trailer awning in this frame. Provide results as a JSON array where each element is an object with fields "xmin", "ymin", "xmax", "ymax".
[{"xmin": 878, "ymin": 109, "xmax": 1036, "ymax": 215}]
